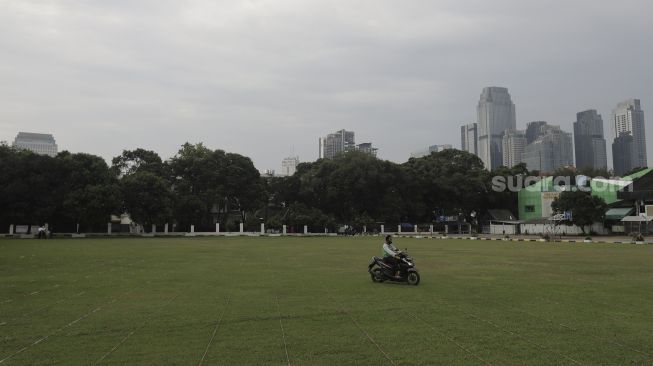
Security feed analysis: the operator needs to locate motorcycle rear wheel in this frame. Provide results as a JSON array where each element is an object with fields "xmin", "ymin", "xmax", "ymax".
[
  {"xmin": 407, "ymin": 271, "xmax": 420, "ymax": 285},
  {"xmin": 371, "ymin": 268, "xmax": 384, "ymax": 282}
]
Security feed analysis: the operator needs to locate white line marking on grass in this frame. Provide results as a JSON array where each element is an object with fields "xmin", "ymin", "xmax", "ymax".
[
  {"xmin": 432, "ymin": 297, "xmax": 583, "ymax": 365},
  {"xmin": 0, "ymin": 305, "xmax": 102, "ymax": 364},
  {"xmin": 275, "ymin": 295, "xmax": 291, "ymax": 366},
  {"xmin": 9, "ymin": 291, "xmax": 87, "ymax": 324},
  {"xmin": 405, "ymin": 311, "xmax": 491, "ymax": 366},
  {"xmin": 266, "ymin": 258, "xmax": 292, "ymax": 366},
  {"xmin": 94, "ymin": 294, "xmax": 179, "ymax": 365},
  {"xmin": 321, "ymin": 286, "xmax": 396, "ymax": 366},
  {"xmin": 0, "ymin": 288, "xmax": 137, "ymax": 364},
  {"xmin": 343, "ymin": 307, "xmax": 396, "ymax": 366},
  {"xmin": 199, "ymin": 295, "xmax": 232, "ymax": 366},
  {"xmin": 480, "ymin": 296, "xmax": 652, "ymax": 359}
]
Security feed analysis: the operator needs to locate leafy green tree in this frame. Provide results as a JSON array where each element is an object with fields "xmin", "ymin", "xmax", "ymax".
[
  {"xmin": 63, "ymin": 184, "xmax": 122, "ymax": 232},
  {"xmin": 487, "ymin": 163, "xmax": 529, "ymax": 215},
  {"xmin": 404, "ymin": 149, "xmax": 490, "ymax": 220},
  {"xmin": 295, "ymin": 151, "xmax": 410, "ymax": 224},
  {"xmin": 167, "ymin": 143, "xmax": 264, "ymax": 230},
  {"xmin": 111, "ymin": 148, "xmax": 166, "ymax": 178},
  {"xmin": 551, "ymin": 190, "xmax": 608, "ymax": 234},
  {"xmin": 0, "ymin": 148, "xmax": 120, "ymax": 232},
  {"xmin": 0, "ymin": 147, "xmax": 57, "ymax": 227},
  {"xmin": 269, "ymin": 203, "xmax": 336, "ymax": 232},
  {"xmin": 121, "ymin": 172, "xmax": 173, "ymax": 230},
  {"xmin": 54, "ymin": 152, "xmax": 118, "ymax": 231}
]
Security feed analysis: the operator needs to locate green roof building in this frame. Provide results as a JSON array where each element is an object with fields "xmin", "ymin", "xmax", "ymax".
[{"xmin": 517, "ymin": 168, "xmax": 653, "ymax": 221}]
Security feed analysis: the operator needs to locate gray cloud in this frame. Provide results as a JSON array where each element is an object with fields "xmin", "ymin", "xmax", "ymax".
[{"xmin": 1, "ymin": 0, "xmax": 651, "ymax": 170}]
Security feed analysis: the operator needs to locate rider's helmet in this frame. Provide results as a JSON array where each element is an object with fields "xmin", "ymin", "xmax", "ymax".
[{"xmin": 385, "ymin": 235, "xmax": 392, "ymax": 244}]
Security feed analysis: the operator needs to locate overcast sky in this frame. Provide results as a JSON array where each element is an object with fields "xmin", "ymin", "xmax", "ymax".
[{"xmin": 1, "ymin": 0, "xmax": 652, "ymax": 171}]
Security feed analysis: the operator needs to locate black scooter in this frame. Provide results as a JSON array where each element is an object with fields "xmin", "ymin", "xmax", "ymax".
[{"xmin": 368, "ymin": 251, "xmax": 420, "ymax": 285}]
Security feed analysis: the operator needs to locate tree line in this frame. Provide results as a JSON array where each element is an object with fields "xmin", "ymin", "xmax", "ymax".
[{"xmin": 0, "ymin": 143, "xmax": 541, "ymax": 233}]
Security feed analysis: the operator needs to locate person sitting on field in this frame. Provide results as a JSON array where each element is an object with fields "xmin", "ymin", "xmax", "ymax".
[{"xmin": 382, "ymin": 235, "xmax": 402, "ymax": 278}]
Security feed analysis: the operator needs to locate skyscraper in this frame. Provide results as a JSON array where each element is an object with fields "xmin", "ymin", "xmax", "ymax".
[
  {"xmin": 477, "ymin": 87, "xmax": 516, "ymax": 170},
  {"xmin": 460, "ymin": 123, "xmax": 478, "ymax": 155},
  {"xmin": 281, "ymin": 156, "xmax": 299, "ymax": 176},
  {"xmin": 319, "ymin": 129, "xmax": 355, "ymax": 159},
  {"xmin": 612, "ymin": 99, "xmax": 647, "ymax": 170},
  {"xmin": 525, "ymin": 121, "xmax": 548, "ymax": 144},
  {"xmin": 12, "ymin": 132, "xmax": 58, "ymax": 157},
  {"xmin": 612, "ymin": 133, "xmax": 634, "ymax": 176},
  {"xmin": 574, "ymin": 110, "xmax": 607, "ymax": 170},
  {"xmin": 502, "ymin": 130, "xmax": 526, "ymax": 168},
  {"xmin": 522, "ymin": 123, "xmax": 573, "ymax": 173}
]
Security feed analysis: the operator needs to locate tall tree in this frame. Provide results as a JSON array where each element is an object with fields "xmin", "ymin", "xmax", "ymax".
[
  {"xmin": 551, "ymin": 190, "xmax": 607, "ymax": 234},
  {"xmin": 121, "ymin": 171, "xmax": 173, "ymax": 229},
  {"xmin": 167, "ymin": 143, "xmax": 264, "ymax": 230},
  {"xmin": 295, "ymin": 150, "xmax": 410, "ymax": 224},
  {"xmin": 111, "ymin": 148, "xmax": 165, "ymax": 177},
  {"xmin": 404, "ymin": 149, "xmax": 490, "ymax": 220}
]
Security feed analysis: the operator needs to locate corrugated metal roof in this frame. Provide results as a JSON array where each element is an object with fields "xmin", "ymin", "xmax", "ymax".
[{"xmin": 605, "ymin": 207, "xmax": 634, "ymax": 220}]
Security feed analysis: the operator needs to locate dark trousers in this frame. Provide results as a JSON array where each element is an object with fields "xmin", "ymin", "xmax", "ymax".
[{"xmin": 383, "ymin": 257, "xmax": 399, "ymax": 275}]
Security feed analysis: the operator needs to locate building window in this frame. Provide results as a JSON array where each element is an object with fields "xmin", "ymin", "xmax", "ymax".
[{"xmin": 525, "ymin": 205, "xmax": 535, "ymax": 213}]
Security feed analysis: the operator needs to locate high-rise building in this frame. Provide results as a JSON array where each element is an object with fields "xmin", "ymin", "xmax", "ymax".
[
  {"xmin": 502, "ymin": 130, "xmax": 526, "ymax": 168},
  {"xmin": 612, "ymin": 99, "xmax": 647, "ymax": 170},
  {"xmin": 525, "ymin": 121, "xmax": 548, "ymax": 144},
  {"xmin": 460, "ymin": 123, "xmax": 478, "ymax": 155},
  {"xmin": 281, "ymin": 156, "xmax": 299, "ymax": 176},
  {"xmin": 477, "ymin": 87, "xmax": 516, "ymax": 170},
  {"xmin": 12, "ymin": 132, "xmax": 58, "ymax": 157},
  {"xmin": 612, "ymin": 133, "xmax": 634, "ymax": 176},
  {"xmin": 319, "ymin": 129, "xmax": 355, "ymax": 159},
  {"xmin": 410, "ymin": 144, "xmax": 452, "ymax": 159},
  {"xmin": 522, "ymin": 123, "xmax": 573, "ymax": 173},
  {"xmin": 574, "ymin": 109, "xmax": 607, "ymax": 170},
  {"xmin": 356, "ymin": 142, "xmax": 378, "ymax": 157}
]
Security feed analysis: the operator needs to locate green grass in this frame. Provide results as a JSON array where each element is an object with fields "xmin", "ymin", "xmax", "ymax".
[{"xmin": 1, "ymin": 236, "xmax": 653, "ymax": 365}]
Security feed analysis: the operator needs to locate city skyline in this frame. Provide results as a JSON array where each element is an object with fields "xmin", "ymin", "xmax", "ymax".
[
  {"xmin": 1, "ymin": 2, "xmax": 652, "ymax": 171},
  {"xmin": 6, "ymin": 92, "xmax": 650, "ymax": 173}
]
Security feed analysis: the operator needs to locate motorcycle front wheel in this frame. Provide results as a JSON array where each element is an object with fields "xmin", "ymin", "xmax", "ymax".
[{"xmin": 407, "ymin": 271, "xmax": 420, "ymax": 285}]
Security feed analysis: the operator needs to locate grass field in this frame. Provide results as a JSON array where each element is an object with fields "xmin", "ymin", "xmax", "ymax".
[{"xmin": 1, "ymin": 236, "xmax": 653, "ymax": 365}]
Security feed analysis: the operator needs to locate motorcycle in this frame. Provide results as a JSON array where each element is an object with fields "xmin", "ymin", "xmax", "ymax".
[{"xmin": 368, "ymin": 250, "xmax": 420, "ymax": 285}]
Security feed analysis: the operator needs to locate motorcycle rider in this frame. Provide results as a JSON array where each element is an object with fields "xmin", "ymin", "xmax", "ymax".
[{"xmin": 382, "ymin": 235, "xmax": 402, "ymax": 278}]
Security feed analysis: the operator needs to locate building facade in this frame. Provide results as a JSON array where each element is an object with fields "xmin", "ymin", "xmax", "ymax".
[
  {"xmin": 612, "ymin": 132, "xmax": 634, "ymax": 176},
  {"xmin": 460, "ymin": 123, "xmax": 478, "ymax": 155},
  {"xmin": 12, "ymin": 132, "xmax": 58, "ymax": 157},
  {"xmin": 574, "ymin": 109, "xmax": 607, "ymax": 170},
  {"xmin": 410, "ymin": 144, "xmax": 453, "ymax": 159},
  {"xmin": 525, "ymin": 121, "xmax": 548, "ymax": 144},
  {"xmin": 477, "ymin": 87, "xmax": 516, "ymax": 170},
  {"xmin": 612, "ymin": 99, "xmax": 647, "ymax": 170},
  {"xmin": 501, "ymin": 130, "xmax": 526, "ymax": 168},
  {"xmin": 356, "ymin": 143, "xmax": 378, "ymax": 157},
  {"xmin": 319, "ymin": 129, "xmax": 355, "ymax": 159},
  {"xmin": 281, "ymin": 156, "xmax": 300, "ymax": 176},
  {"xmin": 522, "ymin": 123, "xmax": 573, "ymax": 173}
]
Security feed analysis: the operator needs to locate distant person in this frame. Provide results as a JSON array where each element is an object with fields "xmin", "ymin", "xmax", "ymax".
[
  {"xmin": 37, "ymin": 225, "xmax": 45, "ymax": 239},
  {"xmin": 382, "ymin": 235, "xmax": 402, "ymax": 278}
]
